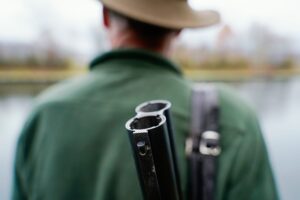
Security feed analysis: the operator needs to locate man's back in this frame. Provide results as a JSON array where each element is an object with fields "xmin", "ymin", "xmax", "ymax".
[{"xmin": 13, "ymin": 49, "xmax": 278, "ymax": 200}]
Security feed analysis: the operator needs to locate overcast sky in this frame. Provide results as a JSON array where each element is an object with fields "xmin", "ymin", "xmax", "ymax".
[
  {"xmin": 0, "ymin": 0, "xmax": 299, "ymax": 58},
  {"xmin": 190, "ymin": 0, "xmax": 300, "ymax": 35}
]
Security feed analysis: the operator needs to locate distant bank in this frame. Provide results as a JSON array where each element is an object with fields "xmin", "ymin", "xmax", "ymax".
[{"xmin": 0, "ymin": 67, "xmax": 300, "ymax": 84}]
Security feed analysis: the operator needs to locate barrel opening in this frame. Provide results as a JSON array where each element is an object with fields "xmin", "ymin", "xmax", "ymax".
[{"xmin": 130, "ymin": 115, "xmax": 162, "ymax": 130}]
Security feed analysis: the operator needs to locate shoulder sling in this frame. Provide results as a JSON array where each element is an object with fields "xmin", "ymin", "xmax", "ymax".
[{"xmin": 186, "ymin": 84, "xmax": 221, "ymax": 200}]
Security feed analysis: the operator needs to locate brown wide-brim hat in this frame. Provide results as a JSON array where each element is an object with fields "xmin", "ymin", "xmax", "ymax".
[{"xmin": 100, "ymin": 0, "xmax": 220, "ymax": 29}]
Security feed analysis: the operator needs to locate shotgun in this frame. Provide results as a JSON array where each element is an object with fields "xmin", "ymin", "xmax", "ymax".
[{"xmin": 125, "ymin": 100, "xmax": 182, "ymax": 200}]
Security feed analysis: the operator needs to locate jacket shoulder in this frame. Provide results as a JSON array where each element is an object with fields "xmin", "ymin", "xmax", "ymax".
[
  {"xmin": 217, "ymin": 84, "xmax": 259, "ymax": 134},
  {"xmin": 35, "ymin": 73, "xmax": 101, "ymax": 108}
]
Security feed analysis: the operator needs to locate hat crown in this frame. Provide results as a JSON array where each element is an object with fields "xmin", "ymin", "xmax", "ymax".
[{"xmin": 100, "ymin": 0, "xmax": 220, "ymax": 29}]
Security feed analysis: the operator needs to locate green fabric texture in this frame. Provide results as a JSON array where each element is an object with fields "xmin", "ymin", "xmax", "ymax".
[{"xmin": 12, "ymin": 49, "xmax": 279, "ymax": 200}]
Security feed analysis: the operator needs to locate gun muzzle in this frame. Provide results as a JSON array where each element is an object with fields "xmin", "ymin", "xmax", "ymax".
[
  {"xmin": 135, "ymin": 100, "xmax": 183, "ymax": 200},
  {"xmin": 126, "ymin": 103, "xmax": 181, "ymax": 200}
]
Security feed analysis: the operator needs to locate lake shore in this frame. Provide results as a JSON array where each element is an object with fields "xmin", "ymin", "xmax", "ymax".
[{"xmin": 0, "ymin": 67, "xmax": 300, "ymax": 84}]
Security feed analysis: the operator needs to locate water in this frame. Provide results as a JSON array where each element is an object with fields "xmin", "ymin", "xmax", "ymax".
[
  {"xmin": 232, "ymin": 78, "xmax": 300, "ymax": 200},
  {"xmin": 0, "ymin": 79, "xmax": 300, "ymax": 200},
  {"xmin": 0, "ymin": 95, "xmax": 33, "ymax": 200}
]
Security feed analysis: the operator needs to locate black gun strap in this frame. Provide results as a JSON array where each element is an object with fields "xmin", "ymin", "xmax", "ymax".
[{"xmin": 186, "ymin": 84, "xmax": 221, "ymax": 200}]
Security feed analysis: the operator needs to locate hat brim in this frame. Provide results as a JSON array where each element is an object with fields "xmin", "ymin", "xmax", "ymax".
[{"xmin": 101, "ymin": 0, "xmax": 220, "ymax": 29}]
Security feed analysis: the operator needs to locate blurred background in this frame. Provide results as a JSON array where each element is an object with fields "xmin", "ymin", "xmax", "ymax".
[{"xmin": 0, "ymin": 0, "xmax": 299, "ymax": 199}]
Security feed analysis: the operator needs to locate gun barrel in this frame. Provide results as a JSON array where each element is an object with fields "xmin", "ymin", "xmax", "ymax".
[
  {"xmin": 126, "ymin": 113, "xmax": 180, "ymax": 200},
  {"xmin": 135, "ymin": 100, "xmax": 183, "ymax": 200}
]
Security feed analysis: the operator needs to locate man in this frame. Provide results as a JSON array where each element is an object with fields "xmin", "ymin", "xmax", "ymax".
[{"xmin": 12, "ymin": 0, "xmax": 279, "ymax": 199}]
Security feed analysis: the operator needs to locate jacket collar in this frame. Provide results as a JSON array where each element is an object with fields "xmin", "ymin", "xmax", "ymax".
[{"xmin": 90, "ymin": 48, "xmax": 182, "ymax": 76}]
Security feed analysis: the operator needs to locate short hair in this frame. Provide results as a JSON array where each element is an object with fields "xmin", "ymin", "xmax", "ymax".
[{"xmin": 107, "ymin": 8, "xmax": 179, "ymax": 46}]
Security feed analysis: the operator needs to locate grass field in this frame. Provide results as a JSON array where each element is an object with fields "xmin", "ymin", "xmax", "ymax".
[
  {"xmin": 0, "ymin": 68, "xmax": 87, "ymax": 83},
  {"xmin": 184, "ymin": 68, "xmax": 300, "ymax": 81},
  {"xmin": 0, "ymin": 67, "xmax": 300, "ymax": 83}
]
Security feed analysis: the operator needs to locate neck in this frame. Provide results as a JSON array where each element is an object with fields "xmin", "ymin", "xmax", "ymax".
[{"xmin": 109, "ymin": 30, "xmax": 172, "ymax": 57}]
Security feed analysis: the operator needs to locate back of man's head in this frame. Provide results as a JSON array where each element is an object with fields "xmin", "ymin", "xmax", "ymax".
[
  {"xmin": 101, "ymin": 0, "xmax": 219, "ymax": 54},
  {"xmin": 103, "ymin": 7, "xmax": 180, "ymax": 54}
]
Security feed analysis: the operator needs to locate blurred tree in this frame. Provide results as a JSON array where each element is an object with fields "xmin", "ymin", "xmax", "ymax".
[{"xmin": 246, "ymin": 23, "xmax": 294, "ymax": 68}]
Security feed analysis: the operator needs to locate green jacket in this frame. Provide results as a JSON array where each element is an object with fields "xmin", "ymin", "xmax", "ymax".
[{"xmin": 12, "ymin": 49, "xmax": 279, "ymax": 200}]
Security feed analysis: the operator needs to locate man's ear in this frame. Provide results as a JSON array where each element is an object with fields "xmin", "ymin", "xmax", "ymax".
[{"xmin": 103, "ymin": 7, "xmax": 110, "ymax": 28}]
